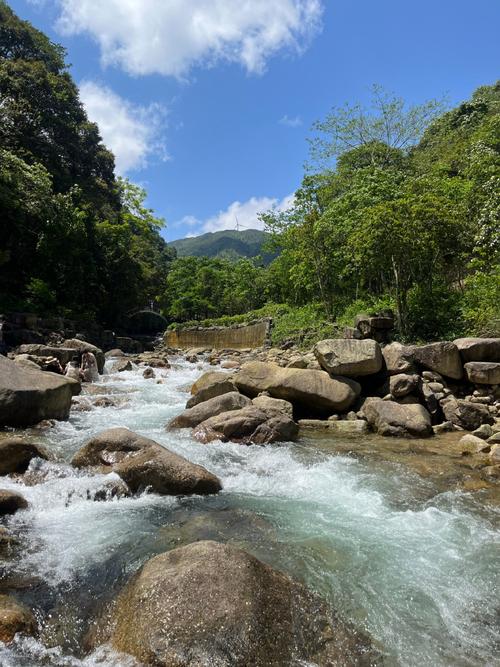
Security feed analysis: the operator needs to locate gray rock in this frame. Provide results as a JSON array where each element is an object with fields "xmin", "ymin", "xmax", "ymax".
[
  {"xmin": 234, "ymin": 362, "xmax": 360, "ymax": 413},
  {"xmin": 194, "ymin": 406, "xmax": 298, "ymax": 445},
  {"xmin": 0, "ymin": 355, "xmax": 80, "ymax": 427},
  {"xmin": 441, "ymin": 396, "xmax": 494, "ymax": 430},
  {"xmin": 382, "ymin": 342, "xmax": 415, "ymax": 376},
  {"xmin": 411, "ymin": 342, "xmax": 463, "ymax": 380},
  {"xmin": 454, "ymin": 337, "xmax": 500, "ymax": 363},
  {"xmin": 389, "ymin": 373, "xmax": 418, "ymax": 398},
  {"xmin": 464, "ymin": 362, "xmax": 500, "ymax": 385},
  {"xmin": 314, "ymin": 338, "xmax": 382, "ymax": 377},
  {"xmin": 363, "ymin": 398, "xmax": 432, "ymax": 437},
  {"xmin": 170, "ymin": 392, "xmax": 251, "ymax": 429},
  {"xmin": 72, "ymin": 428, "xmax": 221, "ymax": 496},
  {"xmin": 107, "ymin": 541, "xmax": 376, "ymax": 667}
]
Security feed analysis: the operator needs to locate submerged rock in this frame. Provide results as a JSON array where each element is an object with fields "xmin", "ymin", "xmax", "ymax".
[
  {"xmin": 0, "ymin": 489, "xmax": 28, "ymax": 516},
  {"xmin": 0, "ymin": 355, "xmax": 80, "ymax": 427},
  {"xmin": 314, "ymin": 338, "xmax": 382, "ymax": 377},
  {"xmin": 0, "ymin": 595, "xmax": 36, "ymax": 643},
  {"xmin": 234, "ymin": 361, "xmax": 360, "ymax": 414},
  {"xmin": 106, "ymin": 541, "xmax": 376, "ymax": 667},
  {"xmin": 0, "ymin": 438, "xmax": 49, "ymax": 475},
  {"xmin": 169, "ymin": 392, "xmax": 251, "ymax": 429},
  {"xmin": 363, "ymin": 398, "xmax": 433, "ymax": 438},
  {"xmin": 72, "ymin": 428, "xmax": 221, "ymax": 496},
  {"xmin": 193, "ymin": 406, "xmax": 299, "ymax": 445}
]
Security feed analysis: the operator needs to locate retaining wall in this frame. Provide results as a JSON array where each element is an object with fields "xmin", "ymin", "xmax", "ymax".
[{"xmin": 165, "ymin": 319, "xmax": 270, "ymax": 350}]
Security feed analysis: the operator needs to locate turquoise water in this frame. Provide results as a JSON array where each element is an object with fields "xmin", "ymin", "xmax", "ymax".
[{"xmin": 0, "ymin": 359, "xmax": 498, "ymax": 666}]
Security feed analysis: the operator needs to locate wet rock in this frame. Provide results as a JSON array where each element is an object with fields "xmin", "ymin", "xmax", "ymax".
[
  {"xmin": 382, "ymin": 342, "xmax": 416, "ymax": 376},
  {"xmin": 0, "ymin": 355, "xmax": 80, "ymax": 427},
  {"xmin": 193, "ymin": 406, "xmax": 298, "ymax": 445},
  {"xmin": 0, "ymin": 489, "xmax": 28, "ymax": 515},
  {"xmin": 111, "ymin": 359, "xmax": 133, "ymax": 373},
  {"xmin": 0, "ymin": 526, "xmax": 18, "ymax": 554},
  {"xmin": 105, "ymin": 349, "xmax": 125, "ymax": 358},
  {"xmin": 72, "ymin": 428, "xmax": 221, "ymax": 496},
  {"xmin": 458, "ymin": 434, "xmax": 490, "ymax": 454},
  {"xmin": 0, "ymin": 438, "xmax": 49, "ymax": 475},
  {"xmin": 234, "ymin": 361, "xmax": 360, "ymax": 414},
  {"xmin": 411, "ymin": 342, "xmax": 463, "ymax": 380},
  {"xmin": 107, "ymin": 541, "xmax": 376, "ymax": 667},
  {"xmin": 0, "ymin": 595, "xmax": 36, "ymax": 643},
  {"xmin": 252, "ymin": 395, "xmax": 294, "ymax": 417},
  {"xmin": 92, "ymin": 396, "xmax": 117, "ymax": 408},
  {"xmin": 299, "ymin": 419, "xmax": 369, "ymax": 434},
  {"xmin": 454, "ymin": 337, "xmax": 500, "ymax": 363},
  {"xmin": 389, "ymin": 373, "xmax": 418, "ymax": 398},
  {"xmin": 142, "ymin": 367, "xmax": 156, "ymax": 379},
  {"xmin": 170, "ymin": 392, "xmax": 251, "ymax": 429},
  {"xmin": 314, "ymin": 338, "xmax": 382, "ymax": 377},
  {"xmin": 186, "ymin": 377, "xmax": 238, "ymax": 408},
  {"xmin": 363, "ymin": 398, "xmax": 432, "ymax": 438},
  {"xmin": 441, "ymin": 396, "xmax": 494, "ymax": 430},
  {"xmin": 432, "ymin": 421, "xmax": 454, "ymax": 434},
  {"xmin": 471, "ymin": 424, "xmax": 493, "ymax": 440},
  {"xmin": 464, "ymin": 362, "xmax": 500, "ymax": 385}
]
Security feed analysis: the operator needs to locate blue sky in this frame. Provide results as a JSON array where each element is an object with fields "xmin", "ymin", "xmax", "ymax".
[{"xmin": 9, "ymin": 0, "xmax": 500, "ymax": 240}]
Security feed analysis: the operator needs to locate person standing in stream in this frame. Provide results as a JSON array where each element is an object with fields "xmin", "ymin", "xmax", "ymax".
[{"xmin": 80, "ymin": 351, "xmax": 99, "ymax": 382}]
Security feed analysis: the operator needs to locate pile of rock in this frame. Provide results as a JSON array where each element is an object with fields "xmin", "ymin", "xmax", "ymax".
[{"xmin": 175, "ymin": 336, "xmax": 499, "ymax": 442}]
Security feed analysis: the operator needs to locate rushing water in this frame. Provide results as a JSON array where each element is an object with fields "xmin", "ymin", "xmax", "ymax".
[{"xmin": 0, "ymin": 358, "xmax": 499, "ymax": 666}]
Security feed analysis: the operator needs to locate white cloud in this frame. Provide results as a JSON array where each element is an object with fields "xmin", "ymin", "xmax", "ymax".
[
  {"xmin": 279, "ymin": 114, "xmax": 302, "ymax": 127},
  {"xmin": 79, "ymin": 81, "xmax": 167, "ymax": 175},
  {"xmin": 175, "ymin": 193, "xmax": 294, "ymax": 237},
  {"xmin": 54, "ymin": 0, "xmax": 323, "ymax": 77}
]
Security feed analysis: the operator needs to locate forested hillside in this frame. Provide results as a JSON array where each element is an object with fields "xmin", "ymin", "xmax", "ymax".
[
  {"xmin": 170, "ymin": 229, "xmax": 274, "ymax": 263},
  {"xmin": 0, "ymin": 2, "xmax": 175, "ymax": 326},
  {"xmin": 166, "ymin": 84, "xmax": 500, "ymax": 342}
]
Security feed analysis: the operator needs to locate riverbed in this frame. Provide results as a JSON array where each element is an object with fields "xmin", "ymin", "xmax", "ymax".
[{"xmin": 0, "ymin": 358, "xmax": 499, "ymax": 666}]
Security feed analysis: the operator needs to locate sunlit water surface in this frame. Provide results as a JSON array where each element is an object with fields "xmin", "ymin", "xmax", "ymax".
[{"xmin": 0, "ymin": 358, "xmax": 499, "ymax": 666}]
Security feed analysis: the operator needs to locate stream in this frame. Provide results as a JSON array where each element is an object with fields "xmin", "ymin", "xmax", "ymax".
[{"xmin": 0, "ymin": 357, "xmax": 499, "ymax": 666}]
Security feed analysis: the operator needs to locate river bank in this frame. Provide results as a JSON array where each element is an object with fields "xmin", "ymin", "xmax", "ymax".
[{"xmin": 0, "ymin": 353, "xmax": 499, "ymax": 665}]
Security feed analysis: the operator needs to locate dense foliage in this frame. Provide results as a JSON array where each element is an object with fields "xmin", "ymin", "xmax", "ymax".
[{"xmin": 0, "ymin": 2, "xmax": 175, "ymax": 325}]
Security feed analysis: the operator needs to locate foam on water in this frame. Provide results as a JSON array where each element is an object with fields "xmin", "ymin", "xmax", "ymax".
[{"xmin": 1, "ymin": 358, "xmax": 499, "ymax": 666}]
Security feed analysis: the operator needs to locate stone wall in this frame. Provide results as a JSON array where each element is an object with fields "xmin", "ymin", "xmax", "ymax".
[{"xmin": 165, "ymin": 320, "xmax": 271, "ymax": 350}]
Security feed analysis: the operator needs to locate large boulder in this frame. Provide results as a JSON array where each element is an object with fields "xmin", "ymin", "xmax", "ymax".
[
  {"xmin": 0, "ymin": 595, "xmax": 36, "ymax": 643},
  {"xmin": 410, "ymin": 342, "xmax": 463, "ymax": 380},
  {"xmin": 464, "ymin": 362, "xmax": 500, "ymax": 385},
  {"xmin": 0, "ymin": 355, "xmax": 80, "ymax": 427},
  {"xmin": 72, "ymin": 428, "xmax": 221, "ymax": 496},
  {"xmin": 441, "ymin": 396, "xmax": 494, "ymax": 431},
  {"xmin": 107, "ymin": 541, "xmax": 376, "ymax": 667},
  {"xmin": 363, "ymin": 398, "xmax": 432, "ymax": 438},
  {"xmin": 190, "ymin": 371, "xmax": 230, "ymax": 395},
  {"xmin": 454, "ymin": 337, "xmax": 500, "ymax": 363},
  {"xmin": 169, "ymin": 392, "xmax": 251, "ymax": 429},
  {"xmin": 193, "ymin": 406, "xmax": 299, "ymax": 445},
  {"xmin": 234, "ymin": 362, "xmax": 360, "ymax": 414},
  {"xmin": 186, "ymin": 377, "xmax": 238, "ymax": 408},
  {"xmin": 62, "ymin": 339, "xmax": 105, "ymax": 374},
  {"xmin": 0, "ymin": 438, "xmax": 48, "ymax": 475},
  {"xmin": 382, "ymin": 342, "xmax": 416, "ymax": 376},
  {"xmin": 314, "ymin": 339, "xmax": 382, "ymax": 377}
]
